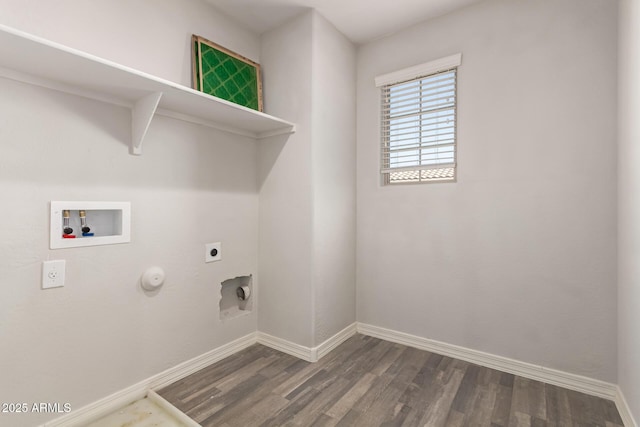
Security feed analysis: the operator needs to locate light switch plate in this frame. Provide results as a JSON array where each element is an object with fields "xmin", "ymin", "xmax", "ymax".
[
  {"xmin": 43, "ymin": 260, "xmax": 66, "ymax": 289},
  {"xmin": 205, "ymin": 242, "xmax": 222, "ymax": 263}
]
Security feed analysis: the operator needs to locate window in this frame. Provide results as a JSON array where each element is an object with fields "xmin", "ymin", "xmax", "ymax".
[{"xmin": 376, "ymin": 54, "xmax": 461, "ymax": 185}]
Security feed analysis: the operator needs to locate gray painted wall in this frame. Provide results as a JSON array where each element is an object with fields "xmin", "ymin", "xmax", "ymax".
[
  {"xmin": 0, "ymin": 0, "xmax": 259, "ymax": 87},
  {"xmin": 311, "ymin": 12, "xmax": 357, "ymax": 346},
  {"xmin": 259, "ymin": 10, "xmax": 357, "ymax": 348},
  {"xmin": 259, "ymin": 11, "xmax": 316, "ymax": 347},
  {"xmin": 618, "ymin": 0, "xmax": 640, "ymax": 421},
  {"xmin": 0, "ymin": 1, "xmax": 260, "ymax": 425},
  {"xmin": 356, "ymin": 0, "xmax": 618, "ymax": 382},
  {"xmin": 0, "ymin": 0, "xmax": 630, "ymax": 424}
]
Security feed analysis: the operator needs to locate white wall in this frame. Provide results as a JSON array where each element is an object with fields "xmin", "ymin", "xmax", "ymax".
[
  {"xmin": 357, "ymin": 0, "xmax": 618, "ymax": 382},
  {"xmin": 0, "ymin": 2, "xmax": 261, "ymax": 426},
  {"xmin": 618, "ymin": 0, "xmax": 640, "ymax": 421},
  {"xmin": 311, "ymin": 13, "xmax": 356, "ymax": 345},
  {"xmin": 0, "ymin": 0, "xmax": 258, "ymax": 87},
  {"xmin": 259, "ymin": 11, "xmax": 315, "ymax": 347},
  {"xmin": 258, "ymin": 10, "xmax": 357, "ymax": 348}
]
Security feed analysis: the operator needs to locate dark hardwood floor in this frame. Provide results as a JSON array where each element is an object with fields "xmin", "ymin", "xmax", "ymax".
[{"xmin": 157, "ymin": 334, "xmax": 624, "ymax": 427}]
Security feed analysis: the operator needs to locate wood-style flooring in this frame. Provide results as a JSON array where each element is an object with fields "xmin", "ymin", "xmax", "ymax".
[{"xmin": 157, "ymin": 334, "xmax": 624, "ymax": 427}]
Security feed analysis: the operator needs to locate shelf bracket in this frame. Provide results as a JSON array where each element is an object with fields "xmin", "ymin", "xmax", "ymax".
[{"xmin": 131, "ymin": 91, "xmax": 163, "ymax": 155}]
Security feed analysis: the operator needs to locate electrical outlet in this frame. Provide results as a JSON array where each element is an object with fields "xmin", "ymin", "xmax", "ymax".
[
  {"xmin": 42, "ymin": 260, "xmax": 66, "ymax": 289},
  {"xmin": 205, "ymin": 242, "xmax": 222, "ymax": 263}
]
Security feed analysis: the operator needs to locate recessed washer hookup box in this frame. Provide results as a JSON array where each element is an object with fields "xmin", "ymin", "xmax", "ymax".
[{"xmin": 50, "ymin": 201, "xmax": 131, "ymax": 249}]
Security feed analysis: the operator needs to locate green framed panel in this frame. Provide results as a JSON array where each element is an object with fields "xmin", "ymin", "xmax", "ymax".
[{"xmin": 192, "ymin": 35, "xmax": 263, "ymax": 112}]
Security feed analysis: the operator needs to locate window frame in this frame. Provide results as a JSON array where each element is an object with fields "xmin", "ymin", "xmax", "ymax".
[{"xmin": 375, "ymin": 54, "xmax": 462, "ymax": 186}]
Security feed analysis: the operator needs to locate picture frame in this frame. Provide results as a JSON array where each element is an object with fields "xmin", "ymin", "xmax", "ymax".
[{"xmin": 191, "ymin": 34, "xmax": 263, "ymax": 112}]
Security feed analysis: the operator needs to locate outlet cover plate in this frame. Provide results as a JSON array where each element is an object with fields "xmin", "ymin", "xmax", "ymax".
[
  {"xmin": 205, "ymin": 242, "xmax": 222, "ymax": 263},
  {"xmin": 43, "ymin": 260, "xmax": 66, "ymax": 289}
]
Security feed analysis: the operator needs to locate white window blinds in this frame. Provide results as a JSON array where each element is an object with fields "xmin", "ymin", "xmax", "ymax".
[{"xmin": 377, "ymin": 54, "xmax": 461, "ymax": 184}]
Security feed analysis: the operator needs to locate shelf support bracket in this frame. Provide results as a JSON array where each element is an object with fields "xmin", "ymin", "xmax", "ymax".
[{"xmin": 131, "ymin": 91, "xmax": 163, "ymax": 155}]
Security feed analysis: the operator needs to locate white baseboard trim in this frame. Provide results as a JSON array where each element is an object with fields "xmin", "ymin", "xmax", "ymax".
[
  {"xmin": 257, "ymin": 331, "xmax": 315, "ymax": 362},
  {"xmin": 43, "ymin": 324, "xmax": 359, "ymax": 427},
  {"xmin": 315, "ymin": 323, "xmax": 358, "ymax": 360},
  {"xmin": 148, "ymin": 332, "xmax": 257, "ymax": 390},
  {"xmin": 357, "ymin": 322, "xmax": 618, "ymax": 401},
  {"xmin": 42, "ymin": 323, "xmax": 628, "ymax": 426},
  {"xmin": 616, "ymin": 386, "xmax": 638, "ymax": 427},
  {"xmin": 43, "ymin": 332, "xmax": 257, "ymax": 427},
  {"xmin": 43, "ymin": 379, "xmax": 148, "ymax": 427},
  {"xmin": 257, "ymin": 322, "xmax": 358, "ymax": 363}
]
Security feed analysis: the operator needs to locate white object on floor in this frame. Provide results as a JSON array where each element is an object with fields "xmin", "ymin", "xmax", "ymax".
[{"xmin": 86, "ymin": 396, "xmax": 188, "ymax": 427}]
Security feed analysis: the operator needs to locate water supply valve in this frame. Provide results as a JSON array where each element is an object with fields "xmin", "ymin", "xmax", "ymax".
[
  {"xmin": 62, "ymin": 210, "xmax": 75, "ymax": 238},
  {"xmin": 79, "ymin": 210, "xmax": 94, "ymax": 236}
]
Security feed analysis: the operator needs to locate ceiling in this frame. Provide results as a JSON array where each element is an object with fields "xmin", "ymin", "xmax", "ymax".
[{"xmin": 207, "ymin": 0, "xmax": 483, "ymax": 45}]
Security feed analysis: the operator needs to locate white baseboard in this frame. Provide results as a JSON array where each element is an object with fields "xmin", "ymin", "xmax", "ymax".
[
  {"xmin": 43, "ymin": 379, "xmax": 148, "ymax": 427},
  {"xmin": 616, "ymin": 386, "xmax": 638, "ymax": 427},
  {"xmin": 357, "ymin": 322, "xmax": 618, "ymax": 401},
  {"xmin": 43, "ymin": 332, "xmax": 257, "ymax": 427},
  {"xmin": 315, "ymin": 323, "xmax": 358, "ymax": 360},
  {"xmin": 256, "ymin": 331, "xmax": 315, "ymax": 361},
  {"xmin": 148, "ymin": 332, "xmax": 257, "ymax": 390},
  {"xmin": 257, "ymin": 323, "xmax": 358, "ymax": 362},
  {"xmin": 43, "ymin": 324, "xmax": 358, "ymax": 427},
  {"xmin": 43, "ymin": 323, "xmax": 629, "ymax": 427}
]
